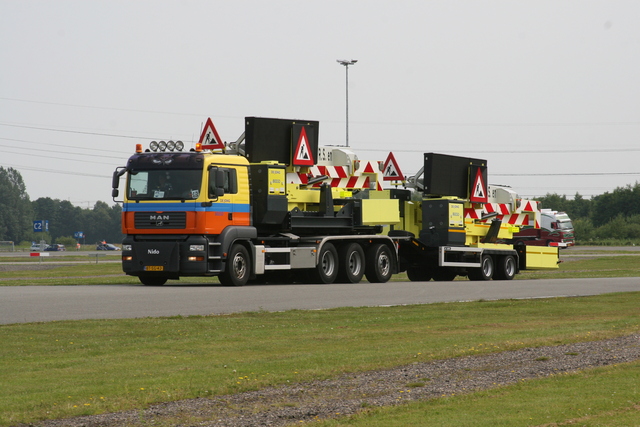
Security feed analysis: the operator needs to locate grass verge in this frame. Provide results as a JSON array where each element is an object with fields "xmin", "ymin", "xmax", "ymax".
[
  {"xmin": 2, "ymin": 253, "xmax": 640, "ymax": 285},
  {"xmin": 316, "ymin": 361, "xmax": 640, "ymax": 426},
  {"xmin": 1, "ymin": 292, "xmax": 639, "ymax": 425}
]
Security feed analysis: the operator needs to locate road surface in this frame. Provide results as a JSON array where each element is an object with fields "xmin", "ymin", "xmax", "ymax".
[{"xmin": 1, "ymin": 277, "xmax": 639, "ymax": 324}]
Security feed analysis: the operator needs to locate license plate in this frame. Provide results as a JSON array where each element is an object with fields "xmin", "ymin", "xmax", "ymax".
[{"xmin": 144, "ymin": 266, "xmax": 164, "ymax": 271}]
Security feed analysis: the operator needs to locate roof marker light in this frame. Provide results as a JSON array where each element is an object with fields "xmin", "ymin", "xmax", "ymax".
[{"xmin": 135, "ymin": 144, "xmax": 143, "ymax": 153}]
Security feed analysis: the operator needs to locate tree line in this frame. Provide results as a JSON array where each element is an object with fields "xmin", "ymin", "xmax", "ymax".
[
  {"xmin": 533, "ymin": 182, "xmax": 640, "ymax": 244},
  {"xmin": 0, "ymin": 167, "xmax": 122, "ymax": 247},
  {"xmin": 2, "ymin": 166, "xmax": 640, "ymax": 247}
]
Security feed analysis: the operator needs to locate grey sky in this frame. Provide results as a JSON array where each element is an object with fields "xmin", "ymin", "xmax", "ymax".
[{"xmin": 1, "ymin": 0, "xmax": 639, "ymax": 206}]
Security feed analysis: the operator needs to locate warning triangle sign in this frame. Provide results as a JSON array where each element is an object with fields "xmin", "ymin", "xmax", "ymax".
[
  {"xmin": 383, "ymin": 152, "xmax": 404, "ymax": 181},
  {"xmin": 199, "ymin": 117, "xmax": 225, "ymax": 150},
  {"xmin": 292, "ymin": 126, "xmax": 314, "ymax": 166},
  {"xmin": 470, "ymin": 167, "xmax": 488, "ymax": 203}
]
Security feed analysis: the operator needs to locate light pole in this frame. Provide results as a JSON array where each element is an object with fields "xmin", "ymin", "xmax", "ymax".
[{"xmin": 337, "ymin": 59, "xmax": 357, "ymax": 147}]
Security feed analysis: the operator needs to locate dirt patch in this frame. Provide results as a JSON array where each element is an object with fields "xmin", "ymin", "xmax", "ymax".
[{"xmin": 18, "ymin": 334, "xmax": 640, "ymax": 427}]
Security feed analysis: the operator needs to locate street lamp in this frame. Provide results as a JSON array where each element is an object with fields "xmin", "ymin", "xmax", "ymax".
[{"xmin": 337, "ymin": 59, "xmax": 357, "ymax": 147}]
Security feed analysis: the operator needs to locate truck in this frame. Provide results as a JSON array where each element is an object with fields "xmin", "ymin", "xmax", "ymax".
[
  {"xmin": 512, "ymin": 209, "xmax": 575, "ymax": 247},
  {"xmin": 111, "ymin": 117, "xmax": 559, "ymax": 286}
]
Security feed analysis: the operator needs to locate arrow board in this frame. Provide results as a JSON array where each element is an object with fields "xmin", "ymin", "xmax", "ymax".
[
  {"xmin": 383, "ymin": 152, "xmax": 405, "ymax": 181},
  {"xmin": 199, "ymin": 117, "xmax": 225, "ymax": 150},
  {"xmin": 292, "ymin": 126, "xmax": 315, "ymax": 166},
  {"xmin": 469, "ymin": 166, "xmax": 488, "ymax": 203}
]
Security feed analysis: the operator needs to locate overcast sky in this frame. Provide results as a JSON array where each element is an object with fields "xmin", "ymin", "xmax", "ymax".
[{"xmin": 1, "ymin": 0, "xmax": 639, "ymax": 207}]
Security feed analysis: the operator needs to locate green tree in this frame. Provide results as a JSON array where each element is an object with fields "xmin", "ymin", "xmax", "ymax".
[
  {"xmin": 591, "ymin": 183, "xmax": 640, "ymax": 227},
  {"xmin": 81, "ymin": 201, "xmax": 122, "ymax": 244},
  {"xmin": 0, "ymin": 167, "xmax": 33, "ymax": 242}
]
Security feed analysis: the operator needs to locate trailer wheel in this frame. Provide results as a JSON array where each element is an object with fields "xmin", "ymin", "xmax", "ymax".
[
  {"xmin": 494, "ymin": 255, "xmax": 516, "ymax": 280},
  {"xmin": 219, "ymin": 244, "xmax": 250, "ymax": 286},
  {"xmin": 309, "ymin": 243, "xmax": 339, "ymax": 284},
  {"xmin": 468, "ymin": 255, "xmax": 494, "ymax": 281},
  {"xmin": 139, "ymin": 275, "xmax": 168, "ymax": 286},
  {"xmin": 337, "ymin": 243, "xmax": 365, "ymax": 283},
  {"xmin": 407, "ymin": 267, "xmax": 432, "ymax": 282},
  {"xmin": 432, "ymin": 268, "xmax": 457, "ymax": 281},
  {"xmin": 365, "ymin": 243, "xmax": 393, "ymax": 283}
]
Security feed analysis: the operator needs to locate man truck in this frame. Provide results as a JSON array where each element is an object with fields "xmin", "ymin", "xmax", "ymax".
[{"xmin": 112, "ymin": 117, "xmax": 558, "ymax": 286}]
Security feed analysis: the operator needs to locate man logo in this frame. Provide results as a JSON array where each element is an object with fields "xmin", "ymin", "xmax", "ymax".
[
  {"xmin": 148, "ymin": 249, "xmax": 160, "ymax": 255},
  {"xmin": 149, "ymin": 214, "xmax": 170, "ymax": 221}
]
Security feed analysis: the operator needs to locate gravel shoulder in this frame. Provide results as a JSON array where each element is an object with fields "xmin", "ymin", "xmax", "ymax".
[{"xmin": 19, "ymin": 334, "xmax": 640, "ymax": 427}]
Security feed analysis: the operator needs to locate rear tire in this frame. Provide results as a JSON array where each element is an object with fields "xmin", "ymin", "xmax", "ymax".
[
  {"xmin": 494, "ymin": 255, "xmax": 516, "ymax": 280},
  {"xmin": 337, "ymin": 243, "xmax": 365, "ymax": 283},
  {"xmin": 309, "ymin": 243, "xmax": 339, "ymax": 284},
  {"xmin": 407, "ymin": 267, "xmax": 432, "ymax": 282},
  {"xmin": 468, "ymin": 255, "xmax": 494, "ymax": 281},
  {"xmin": 432, "ymin": 268, "xmax": 457, "ymax": 281},
  {"xmin": 364, "ymin": 244, "xmax": 393, "ymax": 283},
  {"xmin": 219, "ymin": 244, "xmax": 250, "ymax": 286}
]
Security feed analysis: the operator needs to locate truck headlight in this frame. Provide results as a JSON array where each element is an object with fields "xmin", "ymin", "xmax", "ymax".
[{"xmin": 189, "ymin": 245, "xmax": 205, "ymax": 251}]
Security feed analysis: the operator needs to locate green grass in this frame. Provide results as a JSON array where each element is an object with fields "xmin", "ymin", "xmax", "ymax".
[
  {"xmin": 2, "ymin": 252, "xmax": 640, "ymax": 285},
  {"xmin": 316, "ymin": 361, "xmax": 640, "ymax": 426},
  {"xmin": 1, "ymin": 293, "xmax": 639, "ymax": 425},
  {"xmin": 518, "ymin": 255, "xmax": 640, "ymax": 279}
]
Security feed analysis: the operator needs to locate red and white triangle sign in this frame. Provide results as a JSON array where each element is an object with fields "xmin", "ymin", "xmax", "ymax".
[
  {"xmin": 199, "ymin": 117, "xmax": 225, "ymax": 150},
  {"xmin": 293, "ymin": 126, "xmax": 314, "ymax": 165},
  {"xmin": 383, "ymin": 152, "xmax": 404, "ymax": 181},
  {"xmin": 470, "ymin": 167, "xmax": 488, "ymax": 203}
]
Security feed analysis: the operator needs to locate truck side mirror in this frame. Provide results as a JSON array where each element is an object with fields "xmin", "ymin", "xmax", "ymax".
[
  {"xmin": 215, "ymin": 169, "xmax": 225, "ymax": 196},
  {"xmin": 112, "ymin": 167, "xmax": 127, "ymax": 189},
  {"xmin": 208, "ymin": 167, "xmax": 226, "ymax": 198},
  {"xmin": 111, "ymin": 167, "xmax": 127, "ymax": 202}
]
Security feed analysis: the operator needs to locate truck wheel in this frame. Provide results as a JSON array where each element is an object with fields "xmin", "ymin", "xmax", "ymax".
[
  {"xmin": 494, "ymin": 255, "xmax": 516, "ymax": 280},
  {"xmin": 365, "ymin": 243, "xmax": 393, "ymax": 283},
  {"xmin": 139, "ymin": 275, "xmax": 168, "ymax": 286},
  {"xmin": 407, "ymin": 267, "xmax": 432, "ymax": 282},
  {"xmin": 432, "ymin": 268, "xmax": 457, "ymax": 281},
  {"xmin": 337, "ymin": 243, "xmax": 365, "ymax": 283},
  {"xmin": 219, "ymin": 244, "xmax": 250, "ymax": 286},
  {"xmin": 309, "ymin": 243, "xmax": 339, "ymax": 284},
  {"xmin": 468, "ymin": 255, "xmax": 494, "ymax": 281}
]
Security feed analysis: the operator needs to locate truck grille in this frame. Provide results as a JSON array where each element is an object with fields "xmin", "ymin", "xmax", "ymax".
[{"xmin": 134, "ymin": 212, "xmax": 186, "ymax": 229}]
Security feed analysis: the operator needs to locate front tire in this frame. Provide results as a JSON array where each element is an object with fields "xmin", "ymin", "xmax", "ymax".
[
  {"xmin": 139, "ymin": 275, "xmax": 168, "ymax": 286},
  {"xmin": 219, "ymin": 244, "xmax": 250, "ymax": 286}
]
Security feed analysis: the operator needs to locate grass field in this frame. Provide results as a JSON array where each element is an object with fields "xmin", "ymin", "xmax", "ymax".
[
  {"xmin": 1, "ymin": 250, "xmax": 639, "ymax": 425},
  {"xmin": 3, "ymin": 250, "xmax": 640, "ymax": 285}
]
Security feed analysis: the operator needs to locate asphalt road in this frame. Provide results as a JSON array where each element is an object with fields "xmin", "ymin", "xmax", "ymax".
[{"xmin": 2, "ymin": 277, "xmax": 639, "ymax": 325}]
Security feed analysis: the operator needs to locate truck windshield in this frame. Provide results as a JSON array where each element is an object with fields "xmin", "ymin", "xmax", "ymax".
[
  {"xmin": 558, "ymin": 221, "xmax": 574, "ymax": 230},
  {"xmin": 127, "ymin": 170, "xmax": 203, "ymax": 200}
]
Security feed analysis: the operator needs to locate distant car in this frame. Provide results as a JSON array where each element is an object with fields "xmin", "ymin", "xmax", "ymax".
[
  {"xmin": 45, "ymin": 244, "xmax": 66, "ymax": 251},
  {"xmin": 96, "ymin": 243, "xmax": 121, "ymax": 251},
  {"xmin": 30, "ymin": 243, "xmax": 42, "ymax": 251}
]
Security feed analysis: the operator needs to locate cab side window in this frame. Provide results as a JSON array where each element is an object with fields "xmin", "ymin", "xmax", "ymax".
[{"xmin": 208, "ymin": 168, "xmax": 237, "ymax": 198}]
